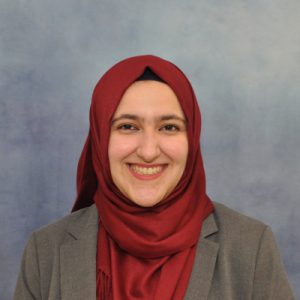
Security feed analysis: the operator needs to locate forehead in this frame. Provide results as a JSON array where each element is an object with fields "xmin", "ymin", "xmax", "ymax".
[{"xmin": 113, "ymin": 81, "xmax": 185, "ymax": 117}]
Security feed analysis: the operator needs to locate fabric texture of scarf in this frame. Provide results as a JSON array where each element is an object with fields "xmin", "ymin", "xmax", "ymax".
[{"xmin": 72, "ymin": 55, "xmax": 214, "ymax": 300}]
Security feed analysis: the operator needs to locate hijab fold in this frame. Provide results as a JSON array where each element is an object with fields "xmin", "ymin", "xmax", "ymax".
[{"xmin": 72, "ymin": 55, "xmax": 214, "ymax": 300}]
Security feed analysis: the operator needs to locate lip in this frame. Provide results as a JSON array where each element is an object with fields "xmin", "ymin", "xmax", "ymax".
[{"xmin": 127, "ymin": 163, "xmax": 167, "ymax": 180}]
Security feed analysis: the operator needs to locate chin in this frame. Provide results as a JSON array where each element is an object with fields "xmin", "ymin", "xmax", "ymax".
[{"xmin": 129, "ymin": 192, "xmax": 165, "ymax": 207}]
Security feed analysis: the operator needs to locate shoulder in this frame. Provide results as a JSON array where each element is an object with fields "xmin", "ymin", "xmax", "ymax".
[
  {"xmin": 19, "ymin": 205, "xmax": 98, "ymax": 280},
  {"xmin": 204, "ymin": 201, "xmax": 270, "ymax": 262},
  {"xmin": 206, "ymin": 202, "xmax": 287, "ymax": 281},
  {"xmin": 14, "ymin": 205, "xmax": 99, "ymax": 299},
  {"xmin": 29, "ymin": 204, "xmax": 98, "ymax": 248},
  {"xmin": 211, "ymin": 201, "xmax": 267, "ymax": 239},
  {"xmin": 206, "ymin": 202, "xmax": 295, "ymax": 299},
  {"xmin": 213, "ymin": 201, "xmax": 266, "ymax": 226}
]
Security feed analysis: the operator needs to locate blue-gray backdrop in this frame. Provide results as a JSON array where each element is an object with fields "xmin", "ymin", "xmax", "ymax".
[{"xmin": 1, "ymin": 0, "xmax": 299, "ymax": 299}]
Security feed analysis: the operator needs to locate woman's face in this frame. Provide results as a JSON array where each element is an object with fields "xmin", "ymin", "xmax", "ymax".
[{"xmin": 108, "ymin": 80, "xmax": 188, "ymax": 207}]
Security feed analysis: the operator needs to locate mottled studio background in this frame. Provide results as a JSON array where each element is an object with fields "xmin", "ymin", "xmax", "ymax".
[{"xmin": 0, "ymin": 0, "xmax": 299, "ymax": 299}]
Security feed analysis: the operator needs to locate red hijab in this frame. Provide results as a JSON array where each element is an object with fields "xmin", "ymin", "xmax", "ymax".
[{"xmin": 72, "ymin": 55, "xmax": 214, "ymax": 300}]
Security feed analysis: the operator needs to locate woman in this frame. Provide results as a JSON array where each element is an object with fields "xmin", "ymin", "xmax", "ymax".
[{"xmin": 14, "ymin": 55, "xmax": 294, "ymax": 299}]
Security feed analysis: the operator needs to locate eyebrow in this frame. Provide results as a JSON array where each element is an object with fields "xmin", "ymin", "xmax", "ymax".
[{"xmin": 111, "ymin": 114, "xmax": 187, "ymax": 125}]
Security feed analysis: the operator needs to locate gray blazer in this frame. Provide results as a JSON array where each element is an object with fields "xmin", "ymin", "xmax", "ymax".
[{"xmin": 14, "ymin": 202, "xmax": 294, "ymax": 299}]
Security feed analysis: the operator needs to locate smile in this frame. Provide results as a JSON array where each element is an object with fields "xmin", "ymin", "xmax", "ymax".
[{"xmin": 128, "ymin": 164, "xmax": 166, "ymax": 180}]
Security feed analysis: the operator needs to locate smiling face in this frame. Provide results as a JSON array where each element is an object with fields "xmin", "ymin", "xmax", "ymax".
[{"xmin": 108, "ymin": 80, "xmax": 188, "ymax": 207}]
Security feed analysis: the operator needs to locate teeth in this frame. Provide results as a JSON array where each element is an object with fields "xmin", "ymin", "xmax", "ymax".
[{"xmin": 131, "ymin": 165, "xmax": 162, "ymax": 175}]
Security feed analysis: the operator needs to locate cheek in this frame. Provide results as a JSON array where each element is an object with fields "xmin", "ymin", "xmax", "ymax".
[
  {"xmin": 162, "ymin": 137, "xmax": 188, "ymax": 165},
  {"xmin": 108, "ymin": 134, "xmax": 137, "ymax": 164}
]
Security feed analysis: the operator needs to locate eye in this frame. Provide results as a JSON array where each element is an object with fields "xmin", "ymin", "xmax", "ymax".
[
  {"xmin": 160, "ymin": 124, "xmax": 180, "ymax": 132},
  {"xmin": 117, "ymin": 123, "xmax": 138, "ymax": 131}
]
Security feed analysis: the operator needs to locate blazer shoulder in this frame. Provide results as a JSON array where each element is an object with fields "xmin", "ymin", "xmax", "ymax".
[
  {"xmin": 209, "ymin": 201, "xmax": 269, "ymax": 250},
  {"xmin": 32, "ymin": 204, "xmax": 98, "ymax": 245},
  {"xmin": 212, "ymin": 201, "xmax": 267, "ymax": 233},
  {"xmin": 14, "ymin": 205, "xmax": 99, "ymax": 300},
  {"xmin": 207, "ymin": 202, "xmax": 295, "ymax": 299}
]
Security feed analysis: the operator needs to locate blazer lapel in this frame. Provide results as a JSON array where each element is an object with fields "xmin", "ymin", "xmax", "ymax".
[
  {"xmin": 184, "ymin": 213, "xmax": 219, "ymax": 300},
  {"xmin": 60, "ymin": 205, "xmax": 98, "ymax": 300}
]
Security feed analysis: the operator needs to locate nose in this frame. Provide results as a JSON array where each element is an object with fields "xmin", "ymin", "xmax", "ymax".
[{"xmin": 136, "ymin": 130, "xmax": 161, "ymax": 162}]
